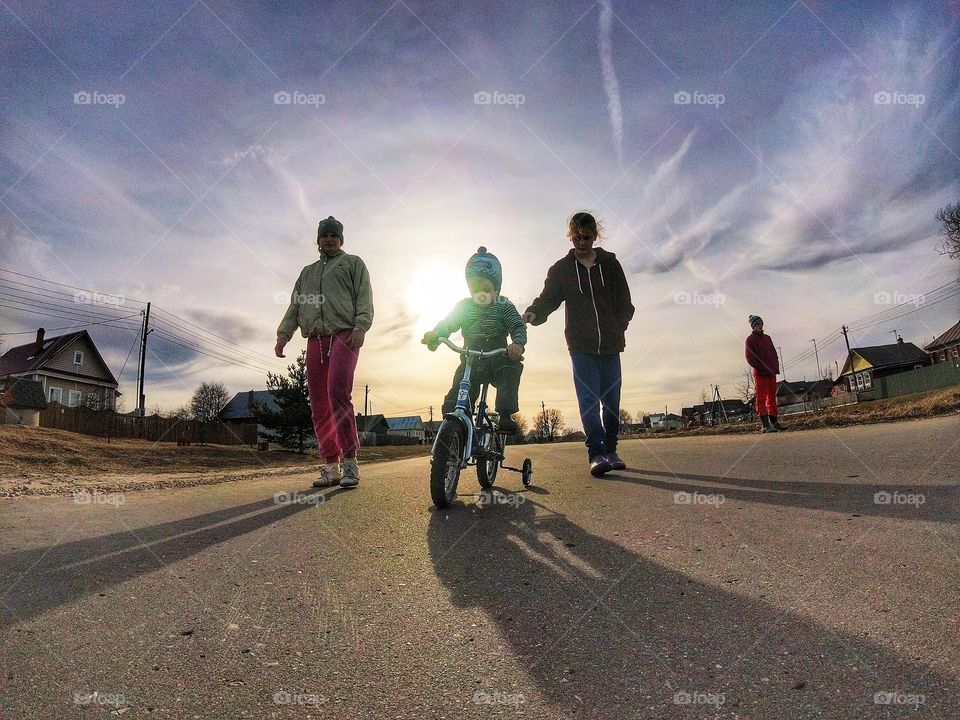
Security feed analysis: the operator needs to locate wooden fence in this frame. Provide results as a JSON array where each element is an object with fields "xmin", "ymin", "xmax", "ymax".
[{"xmin": 37, "ymin": 404, "xmax": 258, "ymax": 445}]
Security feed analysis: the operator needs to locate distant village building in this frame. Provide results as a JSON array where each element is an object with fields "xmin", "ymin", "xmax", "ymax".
[
  {"xmin": 925, "ymin": 319, "xmax": 960, "ymax": 367},
  {"xmin": 220, "ymin": 390, "xmax": 284, "ymax": 442},
  {"xmin": 385, "ymin": 416, "xmax": 426, "ymax": 443},
  {"xmin": 839, "ymin": 339, "xmax": 929, "ymax": 393},
  {"xmin": 0, "ymin": 377, "xmax": 47, "ymax": 426}
]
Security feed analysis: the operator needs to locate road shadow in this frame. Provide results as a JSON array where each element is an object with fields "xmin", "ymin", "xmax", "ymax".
[
  {"xmin": 603, "ymin": 468, "xmax": 959, "ymax": 524},
  {"xmin": 1, "ymin": 487, "xmax": 349, "ymax": 624},
  {"xmin": 427, "ymin": 497, "xmax": 957, "ymax": 718}
]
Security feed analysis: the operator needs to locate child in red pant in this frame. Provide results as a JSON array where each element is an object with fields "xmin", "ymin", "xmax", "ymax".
[{"xmin": 745, "ymin": 315, "xmax": 784, "ymax": 433}]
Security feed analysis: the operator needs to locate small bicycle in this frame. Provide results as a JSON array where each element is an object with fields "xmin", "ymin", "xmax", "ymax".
[{"xmin": 428, "ymin": 337, "xmax": 533, "ymax": 508}]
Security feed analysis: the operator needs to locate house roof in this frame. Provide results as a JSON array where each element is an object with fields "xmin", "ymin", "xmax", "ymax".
[
  {"xmin": 386, "ymin": 416, "xmax": 424, "ymax": 431},
  {"xmin": 221, "ymin": 390, "xmax": 281, "ymax": 419},
  {"xmin": 0, "ymin": 330, "xmax": 119, "ymax": 386},
  {"xmin": 842, "ymin": 342, "xmax": 928, "ymax": 374},
  {"xmin": 0, "ymin": 378, "xmax": 48, "ymax": 410},
  {"xmin": 357, "ymin": 414, "xmax": 389, "ymax": 432},
  {"xmin": 423, "ymin": 420, "xmax": 443, "ymax": 432},
  {"xmin": 926, "ymin": 319, "xmax": 960, "ymax": 352}
]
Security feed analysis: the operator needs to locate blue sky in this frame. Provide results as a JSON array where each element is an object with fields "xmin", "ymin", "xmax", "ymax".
[{"xmin": 1, "ymin": 0, "xmax": 959, "ymax": 422}]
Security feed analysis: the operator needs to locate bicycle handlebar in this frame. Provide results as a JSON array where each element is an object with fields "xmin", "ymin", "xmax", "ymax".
[{"xmin": 435, "ymin": 336, "xmax": 507, "ymax": 358}]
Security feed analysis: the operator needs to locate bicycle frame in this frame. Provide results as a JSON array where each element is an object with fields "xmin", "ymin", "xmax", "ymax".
[{"xmin": 430, "ymin": 337, "xmax": 506, "ymax": 467}]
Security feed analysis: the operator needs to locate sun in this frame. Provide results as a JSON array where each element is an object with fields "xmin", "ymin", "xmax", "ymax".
[{"xmin": 406, "ymin": 263, "xmax": 467, "ymax": 335}]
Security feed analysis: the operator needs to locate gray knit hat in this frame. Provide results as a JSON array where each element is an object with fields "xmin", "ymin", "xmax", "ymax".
[
  {"xmin": 749, "ymin": 315, "xmax": 763, "ymax": 328},
  {"xmin": 465, "ymin": 246, "xmax": 502, "ymax": 292},
  {"xmin": 317, "ymin": 216, "xmax": 344, "ymax": 242}
]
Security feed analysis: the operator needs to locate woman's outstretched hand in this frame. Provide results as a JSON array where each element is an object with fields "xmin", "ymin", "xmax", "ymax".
[
  {"xmin": 521, "ymin": 311, "xmax": 536, "ymax": 324},
  {"xmin": 274, "ymin": 338, "xmax": 287, "ymax": 358}
]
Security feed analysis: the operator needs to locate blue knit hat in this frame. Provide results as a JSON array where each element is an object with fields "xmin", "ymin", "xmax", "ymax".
[
  {"xmin": 749, "ymin": 315, "xmax": 763, "ymax": 328},
  {"xmin": 465, "ymin": 246, "xmax": 502, "ymax": 292}
]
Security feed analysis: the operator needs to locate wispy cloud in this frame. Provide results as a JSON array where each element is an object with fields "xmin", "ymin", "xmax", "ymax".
[{"xmin": 598, "ymin": 0, "xmax": 624, "ymax": 167}]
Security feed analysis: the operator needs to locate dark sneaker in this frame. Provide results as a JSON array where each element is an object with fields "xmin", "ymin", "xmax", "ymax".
[
  {"xmin": 771, "ymin": 417, "xmax": 785, "ymax": 431},
  {"xmin": 497, "ymin": 417, "xmax": 518, "ymax": 434},
  {"xmin": 607, "ymin": 452, "xmax": 626, "ymax": 470},
  {"xmin": 590, "ymin": 455, "xmax": 612, "ymax": 477}
]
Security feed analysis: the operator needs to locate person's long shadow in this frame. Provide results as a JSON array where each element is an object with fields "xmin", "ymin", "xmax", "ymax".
[
  {"xmin": 428, "ymin": 494, "xmax": 956, "ymax": 717},
  {"xmin": 1, "ymin": 487, "xmax": 350, "ymax": 624},
  {"xmin": 607, "ymin": 469, "xmax": 960, "ymax": 524}
]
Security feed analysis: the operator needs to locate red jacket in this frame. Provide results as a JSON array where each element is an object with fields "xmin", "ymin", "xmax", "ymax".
[{"xmin": 745, "ymin": 330, "xmax": 779, "ymax": 376}]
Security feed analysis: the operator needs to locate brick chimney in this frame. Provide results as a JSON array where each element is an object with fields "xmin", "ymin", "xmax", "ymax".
[
  {"xmin": 897, "ymin": 335, "xmax": 904, "ymax": 345},
  {"xmin": 32, "ymin": 328, "xmax": 45, "ymax": 356}
]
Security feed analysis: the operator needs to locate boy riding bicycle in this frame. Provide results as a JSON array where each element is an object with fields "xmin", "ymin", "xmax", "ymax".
[{"xmin": 421, "ymin": 247, "xmax": 526, "ymax": 434}]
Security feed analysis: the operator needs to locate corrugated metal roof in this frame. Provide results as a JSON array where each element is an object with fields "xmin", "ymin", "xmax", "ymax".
[
  {"xmin": 926, "ymin": 319, "xmax": 960, "ymax": 352},
  {"xmin": 220, "ymin": 390, "xmax": 281, "ymax": 419},
  {"xmin": 385, "ymin": 416, "xmax": 424, "ymax": 431}
]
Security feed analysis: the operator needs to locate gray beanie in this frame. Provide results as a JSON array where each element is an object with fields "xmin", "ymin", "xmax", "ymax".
[
  {"xmin": 749, "ymin": 315, "xmax": 763, "ymax": 328},
  {"xmin": 317, "ymin": 216, "xmax": 344, "ymax": 242}
]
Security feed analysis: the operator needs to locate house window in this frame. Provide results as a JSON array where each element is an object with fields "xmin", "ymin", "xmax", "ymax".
[
  {"xmin": 67, "ymin": 390, "xmax": 82, "ymax": 407},
  {"xmin": 862, "ymin": 371, "xmax": 871, "ymax": 389},
  {"xmin": 856, "ymin": 374, "xmax": 864, "ymax": 390},
  {"xmin": 952, "ymin": 348, "xmax": 959, "ymax": 363},
  {"xmin": 73, "ymin": 351, "xmax": 84, "ymax": 366},
  {"xmin": 49, "ymin": 387, "xmax": 63, "ymax": 403},
  {"xmin": 849, "ymin": 377, "xmax": 857, "ymax": 392}
]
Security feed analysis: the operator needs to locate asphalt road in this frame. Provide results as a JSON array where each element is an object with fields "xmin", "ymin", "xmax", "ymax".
[{"xmin": 2, "ymin": 416, "xmax": 958, "ymax": 719}]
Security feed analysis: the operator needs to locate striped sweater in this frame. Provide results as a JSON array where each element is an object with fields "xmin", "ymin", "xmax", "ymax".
[{"xmin": 433, "ymin": 296, "xmax": 527, "ymax": 351}]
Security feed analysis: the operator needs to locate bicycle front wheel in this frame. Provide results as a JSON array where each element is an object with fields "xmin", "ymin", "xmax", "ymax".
[{"xmin": 430, "ymin": 421, "xmax": 464, "ymax": 508}]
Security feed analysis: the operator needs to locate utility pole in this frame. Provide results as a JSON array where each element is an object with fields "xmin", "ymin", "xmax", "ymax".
[
  {"xmin": 429, "ymin": 405, "xmax": 433, "ymax": 423},
  {"xmin": 136, "ymin": 302, "xmax": 152, "ymax": 420},
  {"xmin": 778, "ymin": 346, "xmax": 786, "ymax": 381},
  {"xmin": 364, "ymin": 384, "xmax": 369, "ymax": 418},
  {"xmin": 811, "ymin": 339, "xmax": 822, "ymax": 381},
  {"xmin": 841, "ymin": 324, "xmax": 851, "ymax": 354}
]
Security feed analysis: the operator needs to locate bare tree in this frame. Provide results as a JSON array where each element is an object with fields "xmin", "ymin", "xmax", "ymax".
[
  {"xmin": 733, "ymin": 370, "xmax": 754, "ymax": 404},
  {"xmin": 190, "ymin": 381, "xmax": 230, "ymax": 444},
  {"xmin": 618, "ymin": 408, "xmax": 633, "ymax": 427},
  {"xmin": 512, "ymin": 413, "xmax": 529, "ymax": 437},
  {"xmin": 533, "ymin": 408, "xmax": 565, "ymax": 442},
  {"xmin": 936, "ymin": 202, "xmax": 960, "ymax": 274}
]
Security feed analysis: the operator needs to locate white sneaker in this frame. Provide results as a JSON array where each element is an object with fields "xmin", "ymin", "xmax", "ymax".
[
  {"xmin": 339, "ymin": 461, "xmax": 360, "ymax": 488},
  {"xmin": 312, "ymin": 463, "xmax": 342, "ymax": 488}
]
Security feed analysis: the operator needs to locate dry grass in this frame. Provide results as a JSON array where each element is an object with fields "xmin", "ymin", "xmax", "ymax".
[{"xmin": 0, "ymin": 425, "xmax": 429, "ymax": 496}]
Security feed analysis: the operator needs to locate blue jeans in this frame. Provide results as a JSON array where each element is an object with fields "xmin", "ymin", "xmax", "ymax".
[{"xmin": 570, "ymin": 352, "xmax": 622, "ymax": 461}]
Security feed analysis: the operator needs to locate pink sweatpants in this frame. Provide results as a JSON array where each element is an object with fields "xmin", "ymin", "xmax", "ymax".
[{"xmin": 306, "ymin": 331, "xmax": 360, "ymax": 463}]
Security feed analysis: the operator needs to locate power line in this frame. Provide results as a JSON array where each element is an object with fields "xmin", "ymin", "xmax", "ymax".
[
  {"xmin": 0, "ymin": 267, "xmax": 149, "ymax": 304},
  {"xmin": 150, "ymin": 328, "xmax": 280, "ymax": 375},
  {"xmin": 0, "ymin": 310, "xmax": 142, "ymax": 335}
]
